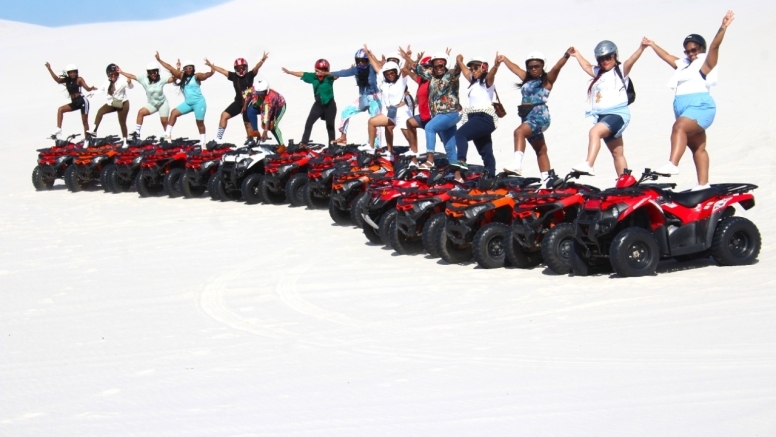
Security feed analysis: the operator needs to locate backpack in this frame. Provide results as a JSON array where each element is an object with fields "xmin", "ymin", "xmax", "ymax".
[{"xmin": 614, "ymin": 65, "xmax": 636, "ymax": 105}]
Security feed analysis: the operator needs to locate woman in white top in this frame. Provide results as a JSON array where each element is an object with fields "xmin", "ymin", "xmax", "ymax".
[
  {"xmin": 569, "ymin": 41, "xmax": 646, "ymax": 176},
  {"xmin": 648, "ymin": 10, "xmax": 734, "ymax": 188},
  {"xmin": 90, "ymin": 63, "xmax": 133, "ymax": 144},
  {"xmin": 453, "ymin": 53, "xmax": 500, "ymax": 179},
  {"xmin": 363, "ymin": 45, "xmax": 412, "ymax": 157}
]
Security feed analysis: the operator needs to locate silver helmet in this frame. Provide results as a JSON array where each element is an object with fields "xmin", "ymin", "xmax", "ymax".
[{"xmin": 594, "ymin": 40, "xmax": 618, "ymax": 59}]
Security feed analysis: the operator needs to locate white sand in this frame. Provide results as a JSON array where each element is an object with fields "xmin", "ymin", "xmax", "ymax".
[{"xmin": 2, "ymin": 0, "xmax": 775, "ymax": 435}]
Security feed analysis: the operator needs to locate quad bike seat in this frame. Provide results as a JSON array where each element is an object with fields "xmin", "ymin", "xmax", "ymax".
[{"xmin": 665, "ymin": 187, "xmax": 721, "ymax": 208}]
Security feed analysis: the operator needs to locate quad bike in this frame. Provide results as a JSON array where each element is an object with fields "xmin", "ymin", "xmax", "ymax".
[
  {"xmin": 499, "ymin": 170, "xmax": 600, "ymax": 273},
  {"xmin": 304, "ymin": 144, "xmax": 363, "ymax": 209},
  {"xmin": 64, "ymin": 135, "xmax": 124, "ymax": 192},
  {"xmin": 260, "ymin": 141, "xmax": 327, "ymax": 206},
  {"xmin": 327, "ymin": 148, "xmax": 399, "ymax": 227},
  {"xmin": 436, "ymin": 174, "xmax": 540, "ymax": 265},
  {"xmin": 104, "ymin": 136, "xmax": 160, "ymax": 193},
  {"xmin": 215, "ymin": 139, "xmax": 278, "ymax": 203},
  {"xmin": 32, "ymin": 133, "xmax": 84, "ymax": 190},
  {"xmin": 390, "ymin": 166, "xmax": 484, "ymax": 255},
  {"xmin": 571, "ymin": 168, "xmax": 760, "ymax": 277},
  {"xmin": 180, "ymin": 141, "xmax": 234, "ymax": 199},
  {"xmin": 134, "ymin": 138, "xmax": 200, "ymax": 198}
]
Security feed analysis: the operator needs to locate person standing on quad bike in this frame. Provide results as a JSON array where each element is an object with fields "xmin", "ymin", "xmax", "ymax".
[
  {"xmin": 402, "ymin": 53, "xmax": 436, "ymax": 167},
  {"xmin": 569, "ymin": 40, "xmax": 647, "ymax": 176},
  {"xmin": 156, "ymin": 52, "xmax": 215, "ymax": 145},
  {"xmin": 243, "ymin": 80, "xmax": 287, "ymax": 149},
  {"xmin": 46, "ymin": 62, "xmax": 97, "ymax": 140},
  {"xmin": 647, "ymin": 10, "xmax": 734, "ymax": 190},
  {"xmin": 400, "ymin": 47, "xmax": 464, "ymax": 171},
  {"xmin": 454, "ymin": 53, "xmax": 501, "ymax": 179},
  {"xmin": 204, "ymin": 53, "xmax": 268, "ymax": 143},
  {"xmin": 116, "ymin": 62, "xmax": 175, "ymax": 141},
  {"xmin": 282, "ymin": 59, "xmax": 338, "ymax": 148},
  {"xmin": 89, "ymin": 63, "xmax": 133, "ymax": 146},
  {"xmin": 499, "ymin": 49, "xmax": 571, "ymax": 184},
  {"xmin": 360, "ymin": 45, "xmax": 413, "ymax": 158},
  {"xmin": 330, "ymin": 48, "xmax": 382, "ymax": 145}
]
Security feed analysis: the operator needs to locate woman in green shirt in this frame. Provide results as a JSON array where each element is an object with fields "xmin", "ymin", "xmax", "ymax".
[{"xmin": 282, "ymin": 59, "xmax": 337, "ymax": 146}]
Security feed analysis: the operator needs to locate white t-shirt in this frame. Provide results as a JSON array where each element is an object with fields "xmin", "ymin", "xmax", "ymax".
[
  {"xmin": 670, "ymin": 54, "xmax": 718, "ymax": 96},
  {"xmin": 466, "ymin": 77, "xmax": 495, "ymax": 109},
  {"xmin": 99, "ymin": 78, "xmax": 133, "ymax": 106},
  {"xmin": 378, "ymin": 74, "xmax": 408, "ymax": 108},
  {"xmin": 590, "ymin": 66, "xmax": 629, "ymax": 111}
]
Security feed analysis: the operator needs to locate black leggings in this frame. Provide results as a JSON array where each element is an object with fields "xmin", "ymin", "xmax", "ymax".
[{"xmin": 301, "ymin": 100, "xmax": 337, "ymax": 144}]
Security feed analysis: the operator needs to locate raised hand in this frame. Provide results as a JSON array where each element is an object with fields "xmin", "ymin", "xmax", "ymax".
[
  {"xmin": 261, "ymin": 51, "xmax": 269, "ymax": 61},
  {"xmin": 204, "ymin": 58, "xmax": 213, "ymax": 67},
  {"xmin": 641, "ymin": 37, "xmax": 653, "ymax": 47},
  {"xmin": 176, "ymin": 59, "xmax": 181, "ymax": 69},
  {"xmin": 494, "ymin": 51, "xmax": 501, "ymax": 65},
  {"xmin": 721, "ymin": 10, "xmax": 735, "ymax": 29},
  {"xmin": 445, "ymin": 47, "xmax": 452, "ymax": 56},
  {"xmin": 456, "ymin": 54, "xmax": 464, "ymax": 63},
  {"xmin": 45, "ymin": 62, "xmax": 51, "ymax": 69},
  {"xmin": 281, "ymin": 67, "xmax": 291, "ymax": 74},
  {"xmin": 567, "ymin": 47, "xmax": 578, "ymax": 57},
  {"xmin": 405, "ymin": 45, "xmax": 412, "ymax": 57},
  {"xmin": 155, "ymin": 51, "xmax": 161, "ymax": 61}
]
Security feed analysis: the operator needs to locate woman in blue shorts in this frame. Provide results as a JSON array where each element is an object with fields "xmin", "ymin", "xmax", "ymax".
[
  {"xmin": 499, "ymin": 49, "xmax": 571, "ymax": 183},
  {"xmin": 647, "ymin": 10, "xmax": 734, "ymax": 188},
  {"xmin": 155, "ymin": 52, "xmax": 215, "ymax": 145},
  {"xmin": 568, "ymin": 40, "xmax": 647, "ymax": 176}
]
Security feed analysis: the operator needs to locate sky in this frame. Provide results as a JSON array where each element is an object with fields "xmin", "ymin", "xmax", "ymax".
[{"xmin": 0, "ymin": 0, "xmax": 232, "ymax": 27}]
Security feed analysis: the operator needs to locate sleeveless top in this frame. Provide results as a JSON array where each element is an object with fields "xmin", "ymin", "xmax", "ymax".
[
  {"xmin": 521, "ymin": 79, "xmax": 550, "ymax": 105},
  {"xmin": 181, "ymin": 75, "xmax": 204, "ymax": 104}
]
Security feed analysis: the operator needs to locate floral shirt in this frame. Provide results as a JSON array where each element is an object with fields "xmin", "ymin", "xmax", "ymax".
[
  {"xmin": 413, "ymin": 63, "xmax": 461, "ymax": 116},
  {"xmin": 244, "ymin": 88, "xmax": 286, "ymax": 123}
]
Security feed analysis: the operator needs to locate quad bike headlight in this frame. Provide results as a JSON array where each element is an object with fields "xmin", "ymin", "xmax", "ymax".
[
  {"xmin": 91, "ymin": 156, "xmax": 105, "ymax": 165},
  {"xmin": 55, "ymin": 155, "xmax": 69, "ymax": 165},
  {"xmin": 464, "ymin": 203, "xmax": 493, "ymax": 221},
  {"xmin": 277, "ymin": 164, "xmax": 296, "ymax": 178},
  {"xmin": 595, "ymin": 203, "xmax": 629, "ymax": 235},
  {"xmin": 131, "ymin": 156, "xmax": 143, "ymax": 165},
  {"xmin": 201, "ymin": 160, "xmax": 215, "ymax": 171},
  {"xmin": 342, "ymin": 179, "xmax": 362, "ymax": 193},
  {"xmin": 413, "ymin": 200, "xmax": 436, "ymax": 213},
  {"xmin": 321, "ymin": 167, "xmax": 335, "ymax": 180}
]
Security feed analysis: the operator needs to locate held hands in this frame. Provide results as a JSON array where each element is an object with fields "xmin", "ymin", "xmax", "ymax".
[
  {"xmin": 204, "ymin": 58, "xmax": 213, "ymax": 68},
  {"xmin": 567, "ymin": 47, "xmax": 578, "ymax": 58},
  {"xmin": 404, "ymin": 45, "xmax": 412, "ymax": 57},
  {"xmin": 456, "ymin": 54, "xmax": 464, "ymax": 63},
  {"xmin": 493, "ymin": 51, "xmax": 502, "ymax": 66},
  {"xmin": 721, "ymin": 10, "xmax": 735, "ymax": 29}
]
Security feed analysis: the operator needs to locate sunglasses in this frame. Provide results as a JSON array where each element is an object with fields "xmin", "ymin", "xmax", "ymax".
[
  {"xmin": 356, "ymin": 59, "xmax": 369, "ymax": 64},
  {"xmin": 684, "ymin": 47, "xmax": 700, "ymax": 55},
  {"xmin": 432, "ymin": 63, "xmax": 446, "ymax": 69},
  {"xmin": 596, "ymin": 54, "xmax": 614, "ymax": 63},
  {"xmin": 467, "ymin": 63, "xmax": 482, "ymax": 70},
  {"xmin": 147, "ymin": 69, "xmax": 159, "ymax": 74},
  {"xmin": 526, "ymin": 63, "xmax": 543, "ymax": 70}
]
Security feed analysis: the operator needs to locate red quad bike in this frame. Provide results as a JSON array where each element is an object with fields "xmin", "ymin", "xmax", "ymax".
[
  {"xmin": 32, "ymin": 134, "xmax": 84, "ymax": 190},
  {"xmin": 304, "ymin": 144, "xmax": 363, "ymax": 209},
  {"xmin": 104, "ymin": 136, "xmax": 160, "ymax": 193},
  {"xmin": 180, "ymin": 141, "xmax": 234, "ymax": 199},
  {"xmin": 259, "ymin": 141, "xmax": 327, "ymax": 206},
  {"xmin": 437, "ymin": 174, "xmax": 540, "ymax": 265},
  {"xmin": 571, "ymin": 168, "xmax": 761, "ymax": 277},
  {"xmin": 391, "ymin": 167, "xmax": 484, "ymax": 255},
  {"xmin": 501, "ymin": 170, "xmax": 600, "ymax": 273},
  {"xmin": 327, "ymin": 148, "xmax": 402, "ymax": 227},
  {"xmin": 64, "ymin": 135, "xmax": 124, "ymax": 192},
  {"xmin": 135, "ymin": 138, "xmax": 200, "ymax": 198}
]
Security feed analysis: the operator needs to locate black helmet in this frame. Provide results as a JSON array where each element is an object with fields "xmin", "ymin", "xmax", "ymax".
[
  {"xmin": 683, "ymin": 34, "xmax": 706, "ymax": 50},
  {"xmin": 106, "ymin": 63, "xmax": 118, "ymax": 75}
]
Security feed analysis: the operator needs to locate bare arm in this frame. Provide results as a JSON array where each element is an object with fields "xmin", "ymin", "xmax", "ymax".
[
  {"xmin": 485, "ymin": 52, "xmax": 500, "ymax": 88},
  {"xmin": 204, "ymin": 58, "xmax": 229, "ymax": 77},
  {"xmin": 252, "ymin": 52, "xmax": 269, "ymax": 75},
  {"xmin": 622, "ymin": 41, "xmax": 648, "ymax": 77},
  {"xmin": 363, "ymin": 44, "xmax": 383, "ymax": 74},
  {"xmin": 643, "ymin": 37, "xmax": 679, "ymax": 69},
  {"xmin": 281, "ymin": 67, "xmax": 303, "ymax": 78},
  {"xmin": 703, "ymin": 10, "xmax": 734, "ymax": 75},
  {"xmin": 196, "ymin": 65, "xmax": 215, "ymax": 81},
  {"xmin": 116, "ymin": 66, "xmax": 137, "ymax": 81},
  {"xmin": 45, "ymin": 62, "xmax": 65, "ymax": 83},
  {"xmin": 568, "ymin": 47, "xmax": 594, "ymax": 77},
  {"xmin": 546, "ymin": 48, "xmax": 572, "ymax": 85},
  {"xmin": 155, "ymin": 51, "xmax": 182, "ymax": 79},
  {"xmin": 498, "ymin": 55, "xmax": 527, "ymax": 81},
  {"xmin": 456, "ymin": 54, "xmax": 473, "ymax": 83}
]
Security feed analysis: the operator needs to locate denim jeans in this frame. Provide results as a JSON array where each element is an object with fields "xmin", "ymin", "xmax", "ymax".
[
  {"xmin": 455, "ymin": 112, "xmax": 496, "ymax": 175},
  {"xmin": 424, "ymin": 112, "xmax": 460, "ymax": 163}
]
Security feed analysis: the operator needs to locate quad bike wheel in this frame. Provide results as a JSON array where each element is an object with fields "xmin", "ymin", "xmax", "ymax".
[
  {"xmin": 328, "ymin": 196, "xmax": 352, "ymax": 225},
  {"xmin": 259, "ymin": 177, "xmax": 286, "ymax": 204},
  {"xmin": 435, "ymin": 221, "xmax": 473, "ymax": 264},
  {"xmin": 378, "ymin": 209, "xmax": 397, "ymax": 248},
  {"xmin": 422, "ymin": 212, "xmax": 446, "ymax": 259},
  {"xmin": 609, "ymin": 227, "xmax": 660, "ymax": 277},
  {"xmin": 472, "ymin": 222, "xmax": 510, "ymax": 269},
  {"xmin": 207, "ymin": 173, "xmax": 221, "ymax": 201},
  {"xmin": 303, "ymin": 182, "xmax": 330, "ymax": 209},
  {"xmin": 163, "ymin": 168, "xmax": 184, "ymax": 198},
  {"xmin": 241, "ymin": 173, "xmax": 264, "ymax": 204},
  {"xmin": 181, "ymin": 172, "xmax": 207, "ymax": 198},
  {"xmin": 541, "ymin": 223, "xmax": 576, "ymax": 274},
  {"xmin": 350, "ymin": 191, "xmax": 369, "ymax": 229},
  {"xmin": 711, "ymin": 217, "xmax": 761, "ymax": 266},
  {"xmin": 32, "ymin": 166, "xmax": 55, "ymax": 191},
  {"xmin": 390, "ymin": 219, "xmax": 424, "ymax": 255},
  {"xmin": 135, "ymin": 169, "xmax": 164, "ymax": 197},
  {"xmin": 285, "ymin": 173, "xmax": 308, "ymax": 207}
]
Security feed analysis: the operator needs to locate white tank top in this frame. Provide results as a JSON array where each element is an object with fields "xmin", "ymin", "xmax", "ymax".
[{"xmin": 466, "ymin": 77, "xmax": 495, "ymax": 109}]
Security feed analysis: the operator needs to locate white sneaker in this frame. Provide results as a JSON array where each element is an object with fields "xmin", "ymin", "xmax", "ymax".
[
  {"xmin": 85, "ymin": 130, "xmax": 96, "ymax": 137},
  {"xmin": 503, "ymin": 163, "xmax": 522, "ymax": 175},
  {"xmin": 50, "ymin": 128, "xmax": 62, "ymax": 139},
  {"xmin": 571, "ymin": 161, "xmax": 595, "ymax": 176},
  {"xmin": 357, "ymin": 144, "xmax": 374, "ymax": 152},
  {"xmin": 654, "ymin": 162, "xmax": 679, "ymax": 176},
  {"xmin": 691, "ymin": 183, "xmax": 711, "ymax": 191},
  {"xmin": 381, "ymin": 150, "xmax": 394, "ymax": 161},
  {"xmin": 401, "ymin": 150, "xmax": 418, "ymax": 157}
]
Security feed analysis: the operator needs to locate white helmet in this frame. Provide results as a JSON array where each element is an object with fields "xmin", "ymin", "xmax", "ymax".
[
  {"xmin": 254, "ymin": 79, "xmax": 269, "ymax": 93},
  {"xmin": 146, "ymin": 61, "xmax": 160, "ymax": 71},
  {"xmin": 525, "ymin": 51, "xmax": 546, "ymax": 64},
  {"xmin": 467, "ymin": 56, "xmax": 489, "ymax": 70},
  {"xmin": 182, "ymin": 59, "xmax": 195, "ymax": 68},
  {"xmin": 430, "ymin": 52, "xmax": 448, "ymax": 67},
  {"xmin": 65, "ymin": 63, "xmax": 78, "ymax": 72},
  {"xmin": 381, "ymin": 61, "xmax": 400, "ymax": 73}
]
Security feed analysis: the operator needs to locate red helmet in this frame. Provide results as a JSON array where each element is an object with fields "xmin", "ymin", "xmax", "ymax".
[
  {"xmin": 315, "ymin": 59, "xmax": 330, "ymax": 71},
  {"xmin": 419, "ymin": 56, "xmax": 432, "ymax": 67},
  {"xmin": 234, "ymin": 58, "xmax": 248, "ymax": 76}
]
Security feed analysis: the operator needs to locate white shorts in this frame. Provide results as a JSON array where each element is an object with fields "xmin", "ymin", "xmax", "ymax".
[
  {"xmin": 143, "ymin": 100, "xmax": 171, "ymax": 118},
  {"xmin": 384, "ymin": 105, "xmax": 413, "ymax": 129}
]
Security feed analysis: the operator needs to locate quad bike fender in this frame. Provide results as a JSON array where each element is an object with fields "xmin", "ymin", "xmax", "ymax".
[{"xmin": 620, "ymin": 199, "xmax": 666, "ymax": 230}]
